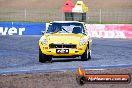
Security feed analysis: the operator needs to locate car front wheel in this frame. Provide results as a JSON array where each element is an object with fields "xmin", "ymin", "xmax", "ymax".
[
  {"xmin": 39, "ymin": 48, "xmax": 52, "ymax": 63},
  {"xmin": 81, "ymin": 46, "xmax": 91, "ymax": 61}
]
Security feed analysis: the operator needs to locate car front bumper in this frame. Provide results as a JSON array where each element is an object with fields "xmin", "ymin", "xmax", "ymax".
[{"xmin": 39, "ymin": 43, "xmax": 87, "ymax": 56}]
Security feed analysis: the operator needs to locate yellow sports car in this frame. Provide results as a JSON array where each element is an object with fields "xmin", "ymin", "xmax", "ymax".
[{"xmin": 39, "ymin": 21, "xmax": 92, "ymax": 63}]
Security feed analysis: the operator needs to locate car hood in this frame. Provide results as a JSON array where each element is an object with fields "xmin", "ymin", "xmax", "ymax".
[{"xmin": 46, "ymin": 33, "xmax": 85, "ymax": 44}]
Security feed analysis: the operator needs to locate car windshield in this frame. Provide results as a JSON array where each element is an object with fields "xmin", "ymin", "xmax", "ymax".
[{"xmin": 47, "ymin": 23, "xmax": 85, "ymax": 34}]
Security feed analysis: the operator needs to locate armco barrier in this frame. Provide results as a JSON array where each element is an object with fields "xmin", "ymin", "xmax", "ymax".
[
  {"xmin": 0, "ymin": 22, "xmax": 46, "ymax": 35},
  {"xmin": 86, "ymin": 24, "xmax": 132, "ymax": 39}
]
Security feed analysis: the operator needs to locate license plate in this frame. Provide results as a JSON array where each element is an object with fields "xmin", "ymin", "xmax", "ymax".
[{"xmin": 56, "ymin": 49, "xmax": 69, "ymax": 54}]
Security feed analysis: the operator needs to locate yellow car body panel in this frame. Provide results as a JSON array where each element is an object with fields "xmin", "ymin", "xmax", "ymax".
[{"xmin": 39, "ymin": 21, "xmax": 92, "ymax": 57}]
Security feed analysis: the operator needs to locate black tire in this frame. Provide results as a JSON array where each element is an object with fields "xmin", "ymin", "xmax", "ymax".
[
  {"xmin": 88, "ymin": 50, "xmax": 91, "ymax": 60},
  {"xmin": 81, "ymin": 46, "xmax": 91, "ymax": 61},
  {"xmin": 39, "ymin": 48, "xmax": 52, "ymax": 63}
]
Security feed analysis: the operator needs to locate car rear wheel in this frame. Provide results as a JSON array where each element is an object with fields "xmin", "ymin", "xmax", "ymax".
[
  {"xmin": 81, "ymin": 46, "xmax": 91, "ymax": 61},
  {"xmin": 39, "ymin": 48, "xmax": 52, "ymax": 63}
]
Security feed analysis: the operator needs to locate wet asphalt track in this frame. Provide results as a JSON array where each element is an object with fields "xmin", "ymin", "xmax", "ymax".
[{"xmin": 0, "ymin": 36, "xmax": 132, "ymax": 74}]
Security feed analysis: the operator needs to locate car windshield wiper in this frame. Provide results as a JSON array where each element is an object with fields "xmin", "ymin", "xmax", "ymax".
[
  {"xmin": 72, "ymin": 32, "xmax": 85, "ymax": 34},
  {"xmin": 72, "ymin": 32, "xmax": 80, "ymax": 34},
  {"xmin": 48, "ymin": 30, "xmax": 61, "ymax": 34},
  {"xmin": 48, "ymin": 28, "xmax": 69, "ymax": 34}
]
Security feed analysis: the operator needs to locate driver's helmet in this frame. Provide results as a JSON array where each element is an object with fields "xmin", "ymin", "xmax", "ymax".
[{"xmin": 72, "ymin": 27, "xmax": 82, "ymax": 33}]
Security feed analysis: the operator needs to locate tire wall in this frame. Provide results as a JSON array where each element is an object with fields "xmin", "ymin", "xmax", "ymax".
[
  {"xmin": 85, "ymin": 24, "xmax": 132, "ymax": 39},
  {"xmin": 0, "ymin": 22, "xmax": 46, "ymax": 35},
  {"xmin": 0, "ymin": 22, "xmax": 132, "ymax": 39}
]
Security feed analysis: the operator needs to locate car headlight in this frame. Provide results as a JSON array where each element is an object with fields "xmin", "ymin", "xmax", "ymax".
[
  {"xmin": 41, "ymin": 39, "xmax": 47, "ymax": 45},
  {"xmin": 80, "ymin": 38, "xmax": 87, "ymax": 46},
  {"xmin": 40, "ymin": 36, "xmax": 47, "ymax": 45}
]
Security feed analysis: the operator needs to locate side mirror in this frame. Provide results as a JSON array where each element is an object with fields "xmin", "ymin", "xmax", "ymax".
[{"xmin": 41, "ymin": 31, "xmax": 45, "ymax": 35}]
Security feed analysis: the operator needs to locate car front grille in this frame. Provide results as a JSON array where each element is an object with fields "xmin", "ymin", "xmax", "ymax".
[{"xmin": 49, "ymin": 43, "xmax": 77, "ymax": 49}]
